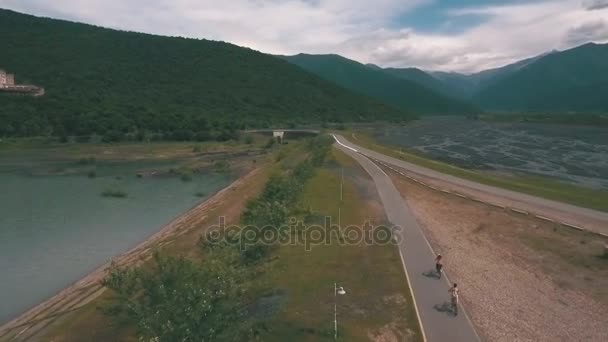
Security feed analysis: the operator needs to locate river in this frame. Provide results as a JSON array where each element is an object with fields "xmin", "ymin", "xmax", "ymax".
[{"xmin": 0, "ymin": 158, "xmax": 232, "ymax": 325}]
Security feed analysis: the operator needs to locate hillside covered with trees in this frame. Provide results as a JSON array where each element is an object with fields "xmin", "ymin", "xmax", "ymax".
[
  {"xmin": 0, "ymin": 9, "xmax": 409, "ymax": 140},
  {"xmin": 474, "ymin": 43, "xmax": 608, "ymax": 111},
  {"xmin": 280, "ymin": 54, "xmax": 480, "ymax": 115}
]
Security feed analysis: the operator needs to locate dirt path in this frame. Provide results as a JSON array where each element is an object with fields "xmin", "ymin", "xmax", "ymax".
[
  {"xmin": 0, "ymin": 168, "xmax": 259, "ymax": 342},
  {"xmin": 388, "ymin": 167, "xmax": 608, "ymax": 341}
]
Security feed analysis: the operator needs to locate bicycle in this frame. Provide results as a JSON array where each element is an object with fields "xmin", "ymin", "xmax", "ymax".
[
  {"xmin": 449, "ymin": 283, "xmax": 459, "ymax": 316},
  {"xmin": 435, "ymin": 262, "xmax": 443, "ymax": 279},
  {"xmin": 451, "ymin": 293, "xmax": 458, "ymax": 316}
]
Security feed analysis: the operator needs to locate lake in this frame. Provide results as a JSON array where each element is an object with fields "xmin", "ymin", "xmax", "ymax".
[
  {"xmin": 368, "ymin": 117, "xmax": 608, "ymax": 189},
  {"xmin": 0, "ymin": 158, "xmax": 232, "ymax": 325}
]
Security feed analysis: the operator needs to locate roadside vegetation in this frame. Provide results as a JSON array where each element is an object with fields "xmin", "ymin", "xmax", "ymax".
[
  {"xmin": 258, "ymin": 148, "xmax": 422, "ymax": 341},
  {"xmin": 348, "ymin": 132, "xmax": 608, "ymax": 211}
]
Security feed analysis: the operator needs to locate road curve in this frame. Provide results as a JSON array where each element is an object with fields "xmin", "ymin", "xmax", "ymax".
[
  {"xmin": 333, "ymin": 139, "xmax": 481, "ymax": 342},
  {"xmin": 333, "ymin": 134, "xmax": 608, "ymax": 236}
]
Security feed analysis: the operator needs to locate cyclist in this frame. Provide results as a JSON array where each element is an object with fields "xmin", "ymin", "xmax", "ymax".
[
  {"xmin": 435, "ymin": 254, "xmax": 443, "ymax": 278},
  {"xmin": 449, "ymin": 283, "xmax": 459, "ymax": 315}
]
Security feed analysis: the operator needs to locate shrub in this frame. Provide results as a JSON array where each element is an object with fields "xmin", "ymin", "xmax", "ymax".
[
  {"xmin": 102, "ymin": 251, "xmax": 250, "ymax": 341},
  {"xmin": 101, "ymin": 188, "xmax": 127, "ymax": 198}
]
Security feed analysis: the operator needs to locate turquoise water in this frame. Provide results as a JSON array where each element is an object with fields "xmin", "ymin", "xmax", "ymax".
[{"xmin": 0, "ymin": 161, "xmax": 231, "ymax": 325}]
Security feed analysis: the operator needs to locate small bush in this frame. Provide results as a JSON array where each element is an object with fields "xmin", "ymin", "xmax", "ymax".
[
  {"xmin": 244, "ymin": 135, "xmax": 254, "ymax": 144},
  {"xmin": 195, "ymin": 191, "xmax": 206, "ymax": 197},
  {"xmin": 192, "ymin": 145, "xmax": 202, "ymax": 153},
  {"xmin": 87, "ymin": 170, "xmax": 97, "ymax": 178},
  {"xmin": 102, "ymin": 188, "xmax": 127, "ymax": 198}
]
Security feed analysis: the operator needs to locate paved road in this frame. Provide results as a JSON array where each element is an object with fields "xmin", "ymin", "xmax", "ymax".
[
  {"xmin": 333, "ymin": 139, "xmax": 481, "ymax": 342},
  {"xmin": 333, "ymin": 134, "xmax": 608, "ymax": 236}
]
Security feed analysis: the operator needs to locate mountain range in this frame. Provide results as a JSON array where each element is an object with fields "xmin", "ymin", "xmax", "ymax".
[
  {"xmin": 282, "ymin": 43, "xmax": 608, "ymax": 113},
  {"xmin": 279, "ymin": 54, "xmax": 479, "ymax": 115},
  {"xmin": 1, "ymin": 8, "xmax": 607, "ymax": 140}
]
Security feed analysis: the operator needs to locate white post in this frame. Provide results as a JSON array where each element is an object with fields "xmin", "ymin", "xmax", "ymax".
[
  {"xmin": 340, "ymin": 167, "xmax": 343, "ymax": 202},
  {"xmin": 334, "ymin": 282, "xmax": 338, "ymax": 340}
]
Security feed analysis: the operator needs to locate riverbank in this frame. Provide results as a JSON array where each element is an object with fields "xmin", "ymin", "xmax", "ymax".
[{"xmin": 0, "ymin": 167, "xmax": 259, "ymax": 341}]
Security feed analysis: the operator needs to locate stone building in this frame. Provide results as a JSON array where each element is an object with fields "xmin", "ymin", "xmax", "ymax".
[
  {"xmin": 0, "ymin": 69, "xmax": 16, "ymax": 87},
  {"xmin": 0, "ymin": 69, "xmax": 6, "ymax": 87},
  {"xmin": 6, "ymin": 73, "xmax": 14, "ymax": 86}
]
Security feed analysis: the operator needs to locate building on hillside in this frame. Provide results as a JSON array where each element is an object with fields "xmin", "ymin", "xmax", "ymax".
[
  {"xmin": 6, "ymin": 73, "xmax": 14, "ymax": 86},
  {"xmin": 0, "ymin": 69, "xmax": 7, "ymax": 87},
  {"xmin": 0, "ymin": 68, "xmax": 43, "ymax": 96}
]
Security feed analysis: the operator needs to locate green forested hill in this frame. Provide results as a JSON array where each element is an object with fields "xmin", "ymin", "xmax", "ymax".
[
  {"xmin": 280, "ymin": 54, "xmax": 480, "ymax": 115},
  {"xmin": 382, "ymin": 67, "xmax": 466, "ymax": 99},
  {"xmin": 474, "ymin": 43, "xmax": 608, "ymax": 111},
  {"xmin": 0, "ymin": 9, "xmax": 408, "ymax": 140}
]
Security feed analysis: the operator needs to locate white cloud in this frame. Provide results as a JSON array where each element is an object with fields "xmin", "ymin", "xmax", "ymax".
[
  {"xmin": 584, "ymin": 0, "xmax": 608, "ymax": 10},
  {"xmin": 354, "ymin": 0, "xmax": 608, "ymax": 72},
  {"xmin": 1, "ymin": 0, "xmax": 607, "ymax": 72},
  {"xmin": 564, "ymin": 19, "xmax": 608, "ymax": 45}
]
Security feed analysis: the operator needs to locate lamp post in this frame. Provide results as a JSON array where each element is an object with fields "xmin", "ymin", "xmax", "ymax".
[
  {"xmin": 340, "ymin": 167, "xmax": 343, "ymax": 202},
  {"xmin": 334, "ymin": 283, "xmax": 346, "ymax": 340}
]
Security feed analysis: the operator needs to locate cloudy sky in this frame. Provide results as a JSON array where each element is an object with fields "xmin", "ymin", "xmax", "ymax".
[{"xmin": 1, "ymin": 0, "xmax": 608, "ymax": 73}]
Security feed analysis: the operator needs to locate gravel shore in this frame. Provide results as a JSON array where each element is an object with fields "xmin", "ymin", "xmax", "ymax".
[{"xmin": 391, "ymin": 173, "xmax": 608, "ymax": 342}]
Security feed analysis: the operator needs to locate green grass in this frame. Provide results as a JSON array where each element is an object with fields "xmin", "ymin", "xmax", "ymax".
[
  {"xmin": 348, "ymin": 132, "xmax": 608, "ymax": 212},
  {"xmin": 259, "ymin": 150, "xmax": 422, "ymax": 341}
]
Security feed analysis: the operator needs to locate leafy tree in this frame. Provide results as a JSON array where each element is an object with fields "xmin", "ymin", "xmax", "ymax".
[{"xmin": 102, "ymin": 250, "xmax": 249, "ymax": 341}]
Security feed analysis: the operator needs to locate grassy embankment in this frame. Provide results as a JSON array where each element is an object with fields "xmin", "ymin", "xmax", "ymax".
[
  {"xmin": 348, "ymin": 132, "xmax": 608, "ymax": 212},
  {"xmin": 35, "ymin": 138, "xmax": 422, "ymax": 341},
  {"xmin": 258, "ymin": 148, "xmax": 422, "ymax": 341}
]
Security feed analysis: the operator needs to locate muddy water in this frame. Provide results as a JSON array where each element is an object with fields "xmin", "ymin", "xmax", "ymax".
[
  {"xmin": 371, "ymin": 117, "xmax": 608, "ymax": 189},
  {"xmin": 0, "ymin": 160, "xmax": 231, "ymax": 325}
]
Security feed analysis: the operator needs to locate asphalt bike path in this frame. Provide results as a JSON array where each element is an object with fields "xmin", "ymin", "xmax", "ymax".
[{"xmin": 333, "ymin": 138, "xmax": 481, "ymax": 342}]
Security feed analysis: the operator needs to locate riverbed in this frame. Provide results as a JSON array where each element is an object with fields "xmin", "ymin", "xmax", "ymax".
[
  {"xmin": 368, "ymin": 117, "xmax": 608, "ymax": 189},
  {"xmin": 0, "ymin": 157, "xmax": 232, "ymax": 325}
]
